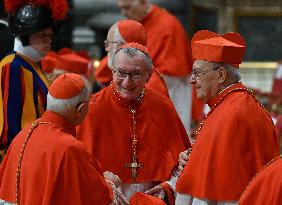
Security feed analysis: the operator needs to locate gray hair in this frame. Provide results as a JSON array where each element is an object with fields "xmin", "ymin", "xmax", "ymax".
[
  {"xmin": 112, "ymin": 47, "xmax": 153, "ymax": 70},
  {"xmin": 113, "ymin": 23, "xmax": 126, "ymax": 43},
  {"xmin": 211, "ymin": 62, "xmax": 241, "ymax": 82},
  {"xmin": 46, "ymin": 76, "xmax": 92, "ymax": 115}
]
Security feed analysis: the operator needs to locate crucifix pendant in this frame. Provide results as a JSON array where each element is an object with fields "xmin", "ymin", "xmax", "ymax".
[{"xmin": 125, "ymin": 156, "xmax": 143, "ymax": 181}]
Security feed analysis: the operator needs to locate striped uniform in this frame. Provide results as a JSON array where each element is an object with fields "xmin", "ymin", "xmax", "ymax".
[{"xmin": 0, "ymin": 51, "xmax": 49, "ymax": 152}]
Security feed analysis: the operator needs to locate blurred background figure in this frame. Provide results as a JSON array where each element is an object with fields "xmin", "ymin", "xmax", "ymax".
[{"xmin": 42, "ymin": 48, "xmax": 95, "ymax": 90}]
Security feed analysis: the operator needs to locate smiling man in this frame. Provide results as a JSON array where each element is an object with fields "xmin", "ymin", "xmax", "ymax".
[
  {"xmin": 116, "ymin": 0, "xmax": 193, "ymax": 136},
  {"xmin": 77, "ymin": 43, "xmax": 190, "ymax": 201},
  {"xmin": 95, "ymin": 19, "xmax": 169, "ymax": 97},
  {"xmin": 0, "ymin": 0, "xmax": 68, "ymax": 161}
]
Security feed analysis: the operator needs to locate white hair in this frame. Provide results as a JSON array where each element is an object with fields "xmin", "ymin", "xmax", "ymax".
[
  {"xmin": 107, "ymin": 23, "xmax": 126, "ymax": 68},
  {"xmin": 112, "ymin": 47, "xmax": 153, "ymax": 70},
  {"xmin": 114, "ymin": 23, "xmax": 126, "ymax": 43},
  {"xmin": 47, "ymin": 76, "xmax": 92, "ymax": 115},
  {"xmin": 211, "ymin": 62, "xmax": 241, "ymax": 82}
]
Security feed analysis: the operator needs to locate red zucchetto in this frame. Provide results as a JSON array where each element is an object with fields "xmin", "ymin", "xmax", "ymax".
[
  {"xmin": 41, "ymin": 51, "xmax": 58, "ymax": 73},
  {"xmin": 49, "ymin": 73, "xmax": 84, "ymax": 99},
  {"xmin": 120, "ymin": 42, "xmax": 151, "ymax": 59},
  {"xmin": 118, "ymin": 20, "xmax": 147, "ymax": 46},
  {"xmin": 55, "ymin": 53, "xmax": 89, "ymax": 76}
]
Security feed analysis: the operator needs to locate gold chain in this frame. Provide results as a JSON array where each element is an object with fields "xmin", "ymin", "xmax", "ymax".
[
  {"xmin": 110, "ymin": 83, "xmax": 145, "ymax": 180},
  {"xmin": 110, "ymin": 82, "xmax": 145, "ymax": 107},
  {"xmin": 15, "ymin": 121, "xmax": 51, "ymax": 205}
]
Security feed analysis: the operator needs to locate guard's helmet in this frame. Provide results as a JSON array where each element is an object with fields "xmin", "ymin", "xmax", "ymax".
[
  {"xmin": 9, "ymin": 4, "xmax": 52, "ymax": 36},
  {"xmin": 4, "ymin": 0, "xmax": 68, "ymax": 46}
]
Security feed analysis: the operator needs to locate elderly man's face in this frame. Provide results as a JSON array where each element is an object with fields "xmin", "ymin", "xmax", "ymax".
[
  {"xmin": 117, "ymin": 0, "xmax": 145, "ymax": 21},
  {"xmin": 112, "ymin": 50, "xmax": 151, "ymax": 103},
  {"xmin": 105, "ymin": 26, "xmax": 124, "ymax": 69},
  {"xmin": 190, "ymin": 60, "xmax": 221, "ymax": 103},
  {"xmin": 29, "ymin": 28, "xmax": 53, "ymax": 57}
]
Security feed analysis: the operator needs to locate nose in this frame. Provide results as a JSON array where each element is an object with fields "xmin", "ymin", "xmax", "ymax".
[
  {"xmin": 189, "ymin": 74, "xmax": 197, "ymax": 84},
  {"xmin": 46, "ymin": 36, "xmax": 52, "ymax": 44},
  {"xmin": 121, "ymin": 75, "xmax": 133, "ymax": 86},
  {"xmin": 44, "ymin": 35, "xmax": 53, "ymax": 45}
]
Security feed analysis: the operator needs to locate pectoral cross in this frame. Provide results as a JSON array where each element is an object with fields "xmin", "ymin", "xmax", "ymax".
[{"xmin": 125, "ymin": 155, "xmax": 143, "ymax": 181}]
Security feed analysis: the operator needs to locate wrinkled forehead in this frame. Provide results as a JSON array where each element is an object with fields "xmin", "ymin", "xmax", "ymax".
[
  {"xmin": 114, "ymin": 49, "xmax": 143, "ymax": 61},
  {"xmin": 114, "ymin": 50, "xmax": 147, "ymax": 68}
]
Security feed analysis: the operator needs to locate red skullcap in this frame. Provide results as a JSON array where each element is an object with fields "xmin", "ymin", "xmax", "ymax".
[
  {"xmin": 41, "ymin": 51, "xmax": 58, "ymax": 73},
  {"xmin": 76, "ymin": 50, "xmax": 90, "ymax": 60},
  {"xmin": 55, "ymin": 53, "xmax": 89, "ymax": 76},
  {"xmin": 118, "ymin": 20, "xmax": 147, "ymax": 46},
  {"xmin": 120, "ymin": 42, "xmax": 151, "ymax": 58},
  {"xmin": 130, "ymin": 192, "xmax": 166, "ymax": 205},
  {"xmin": 191, "ymin": 30, "xmax": 246, "ymax": 68},
  {"xmin": 58, "ymin": 47, "xmax": 73, "ymax": 55},
  {"xmin": 49, "ymin": 73, "xmax": 84, "ymax": 99}
]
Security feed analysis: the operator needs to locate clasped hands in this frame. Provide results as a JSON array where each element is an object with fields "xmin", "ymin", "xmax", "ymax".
[
  {"xmin": 145, "ymin": 150, "xmax": 189, "ymax": 199},
  {"xmin": 103, "ymin": 171, "xmax": 129, "ymax": 205}
]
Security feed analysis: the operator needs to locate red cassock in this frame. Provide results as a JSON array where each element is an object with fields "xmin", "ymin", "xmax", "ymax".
[
  {"xmin": 77, "ymin": 84, "xmax": 190, "ymax": 183},
  {"xmin": 95, "ymin": 56, "xmax": 113, "ymax": 85},
  {"xmin": 176, "ymin": 82, "xmax": 280, "ymax": 201},
  {"xmin": 141, "ymin": 5, "xmax": 192, "ymax": 77},
  {"xmin": 0, "ymin": 111, "xmax": 113, "ymax": 205},
  {"xmin": 239, "ymin": 156, "xmax": 282, "ymax": 205},
  {"xmin": 95, "ymin": 56, "xmax": 169, "ymax": 97},
  {"xmin": 145, "ymin": 69, "xmax": 169, "ymax": 98}
]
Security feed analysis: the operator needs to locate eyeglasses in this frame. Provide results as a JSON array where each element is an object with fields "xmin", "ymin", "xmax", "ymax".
[
  {"xmin": 191, "ymin": 66, "xmax": 220, "ymax": 79},
  {"xmin": 113, "ymin": 68, "xmax": 146, "ymax": 80},
  {"xmin": 104, "ymin": 39, "xmax": 122, "ymax": 48}
]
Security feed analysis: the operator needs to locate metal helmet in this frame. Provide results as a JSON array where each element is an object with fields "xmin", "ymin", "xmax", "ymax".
[{"xmin": 9, "ymin": 4, "xmax": 53, "ymax": 36}]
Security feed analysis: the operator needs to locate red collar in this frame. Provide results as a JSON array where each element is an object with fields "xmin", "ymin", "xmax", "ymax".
[
  {"xmin": 208, "ymin": 82, "xmax": 245, "ymax": 109},
  {"xmin": 40, "ymin": 110, "xmax": 76, "ymax": 136}
]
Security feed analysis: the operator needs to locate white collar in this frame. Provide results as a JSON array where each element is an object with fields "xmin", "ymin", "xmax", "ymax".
[{"xmin": 14, "ymin": 37, "xmax": 43, "ymax": 62}]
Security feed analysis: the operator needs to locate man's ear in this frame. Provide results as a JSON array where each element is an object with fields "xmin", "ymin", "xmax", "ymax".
[{"xmin": 218, "ymin": 67, "xmax": 227, "ymax": 83}]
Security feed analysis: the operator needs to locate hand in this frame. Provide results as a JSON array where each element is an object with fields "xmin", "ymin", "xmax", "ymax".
[
  {"xmin": 114, "ymin": 188, "xmax": 129, "ymax": 205},
  {"xmin": 145, "ymin": 185, "xmax": 165, "ymax": 200},
  {"xmin": 103, "ymin": 171, "xmax": 122, "ymax": 188},
  {"xmin": 178, "ymin": 150, "xmax": 189, "ymax": 171}
]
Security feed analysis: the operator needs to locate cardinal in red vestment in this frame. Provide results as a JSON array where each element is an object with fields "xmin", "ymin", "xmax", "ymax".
[
  {"xmin": 77, "ymin": 43, "xmax": 190, "ymax": 201},
  {"xmin": 0, "ymin": 73, "xmax": 128, "ymax": 204}
]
